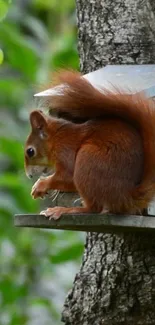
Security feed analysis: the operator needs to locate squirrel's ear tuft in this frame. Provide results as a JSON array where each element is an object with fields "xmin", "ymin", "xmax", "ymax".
[{"xmin": 30, "ymin": 110, "xmax": 48, "ymax": 138}]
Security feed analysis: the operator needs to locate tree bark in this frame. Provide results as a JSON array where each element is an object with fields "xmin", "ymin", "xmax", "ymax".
[{"xmin": 62, "ymin": 1, "xmax": 155, "ymax": 324}]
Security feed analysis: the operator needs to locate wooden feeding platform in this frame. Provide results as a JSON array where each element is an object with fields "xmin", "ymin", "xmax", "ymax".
[
  {"xmin": 15, "ymin": 64, "xmax": 155, "ymax": 234},
  {"xmin": 14, "ymin": 213, "xmax": 155, "ymax": 234}
]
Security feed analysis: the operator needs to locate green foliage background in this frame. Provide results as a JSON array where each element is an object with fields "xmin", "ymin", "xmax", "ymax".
[{"xmin": 0, "ymin": 1, "xmax": 84, "ymax": 324}]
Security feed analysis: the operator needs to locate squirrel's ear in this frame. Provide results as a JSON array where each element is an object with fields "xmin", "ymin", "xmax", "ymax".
[{"xmin": 30, "ymin": 111, "xmax": 48, "ymax": 138}]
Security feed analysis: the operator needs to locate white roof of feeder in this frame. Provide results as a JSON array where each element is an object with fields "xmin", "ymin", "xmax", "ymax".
[{"xmin": 34, "ymin": 64, "xmax": 155, "ymax": 98}]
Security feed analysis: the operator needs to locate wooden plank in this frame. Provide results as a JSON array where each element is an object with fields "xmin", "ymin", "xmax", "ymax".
[{"xmin": 14, "ymin": 214, "xmax": 155, "ymax": 233}]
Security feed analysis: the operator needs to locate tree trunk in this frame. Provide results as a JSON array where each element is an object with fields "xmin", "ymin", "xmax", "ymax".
[{"xmin": 62, "ymin": 1, "xmax": 155, "ymax": 324}]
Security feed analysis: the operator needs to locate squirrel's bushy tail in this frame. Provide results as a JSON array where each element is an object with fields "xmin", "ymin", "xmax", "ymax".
[{"xmin": 44, "ymin": 71, "xmax": 155, "ymax": 208}]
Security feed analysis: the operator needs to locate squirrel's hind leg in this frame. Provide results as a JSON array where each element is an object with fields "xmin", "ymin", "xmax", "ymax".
[{"xmin": 40, "ymin": 206, "xmax": 92, "ymax": 220}]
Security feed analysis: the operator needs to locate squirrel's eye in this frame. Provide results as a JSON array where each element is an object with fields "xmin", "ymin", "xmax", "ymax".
[{"xmin": 26, "ymin": 147, "xmax": 35, "ymax": 158}]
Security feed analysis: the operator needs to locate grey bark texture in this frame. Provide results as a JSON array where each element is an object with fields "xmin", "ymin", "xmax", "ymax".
[{"xmin": 61, "ymin": 1, "xmax": 155, "ymax": 324}]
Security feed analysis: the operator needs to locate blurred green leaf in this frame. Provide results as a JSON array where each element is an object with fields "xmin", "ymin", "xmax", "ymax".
[
  {"xmin": 0, "ymin": 137, "xmax": 24, "ymax": 168},
  {"xmin": 0, "ymin": 48, "xmax": 4, "ymax": 64},
  {"xmin": 0, "ymin": 277, "xmax": 28, "ymax": 303},
  {"xmin": 0, "ymin": 23, "xmax": 40, "ymax": 81},
  {"xmin": 0, "ymin": 0, "xmax": 9, "ymax": 21},
  {"xmin": 50, "ymin": 243, "xmax": 84, "ymax": 264},
  {"xmin": 33, "ymin": 0, "xmax": 74, "ymax": 12},
  {"xmin": 0, "ymin": 173, "xmax": 39, "ymax": 212}
]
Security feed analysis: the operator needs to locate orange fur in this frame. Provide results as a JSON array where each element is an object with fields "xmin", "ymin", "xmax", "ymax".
[{"xmin": 24, "ymin": 72, "xmax": 155, "ymax": 219}]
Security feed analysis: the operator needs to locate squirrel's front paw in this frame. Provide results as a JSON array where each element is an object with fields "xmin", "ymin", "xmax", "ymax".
[{"xmin": 31, "ymin": 178, "xmax": 50, "ymax": 199}]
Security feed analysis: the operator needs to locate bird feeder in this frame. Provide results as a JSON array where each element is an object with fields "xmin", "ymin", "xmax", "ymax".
[{"xmin": 14, "ymin": 64, "xmax": 155, "ymax": 233}]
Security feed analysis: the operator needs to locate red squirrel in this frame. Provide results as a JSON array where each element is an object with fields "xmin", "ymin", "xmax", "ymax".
[{"xmin": 24, "ymin": 71, "xmax": 155, "ymax": 219}]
